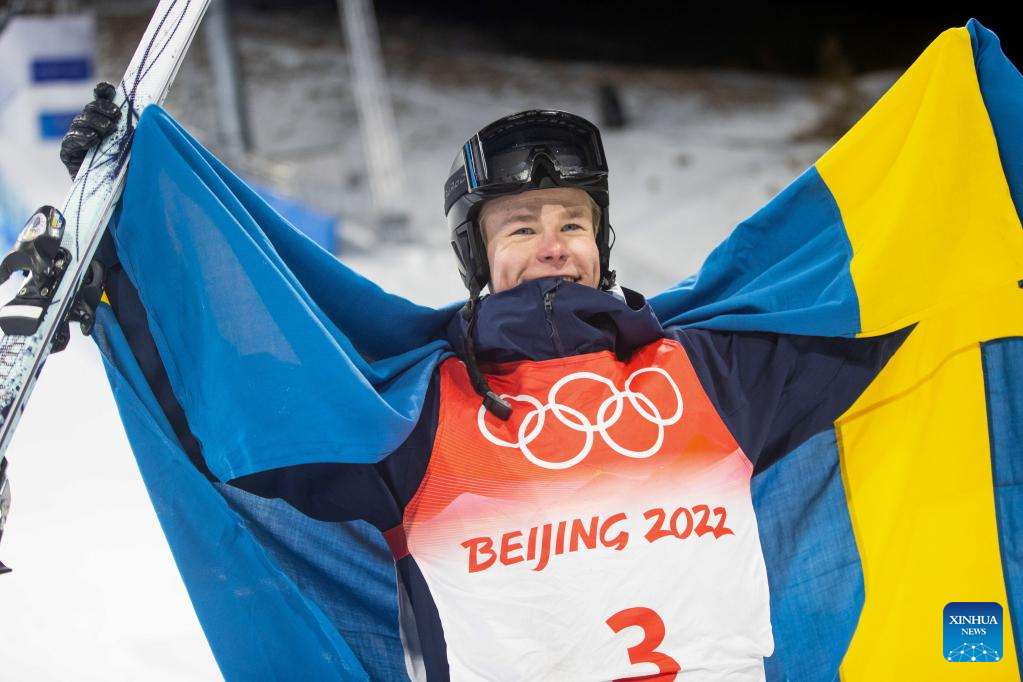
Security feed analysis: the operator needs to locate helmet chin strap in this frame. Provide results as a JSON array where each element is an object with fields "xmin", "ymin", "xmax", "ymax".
[
  {"xmin": 462, "ymin": 289, "xmax": 512, "ymax": 421},
  {"xmin": 461, "ymin": 268, "xmax": 621, "ymax": 422},
  {"xmin": 461, "ymin": 171, "xmax": 611, "ymax": 421}
]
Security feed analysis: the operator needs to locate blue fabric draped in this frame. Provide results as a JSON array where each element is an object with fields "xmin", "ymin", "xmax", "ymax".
[{"xmin": 106, "ymin": 107, "xmax": 458, "ymax": 481}]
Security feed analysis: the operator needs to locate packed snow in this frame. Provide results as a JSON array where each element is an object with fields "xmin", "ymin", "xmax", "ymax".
[{"xmin": 0, "ymin": 5, "xmax": 897, "ymax": 679}]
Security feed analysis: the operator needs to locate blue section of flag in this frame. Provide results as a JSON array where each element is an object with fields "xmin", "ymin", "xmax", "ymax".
[
  {"xmin": 110, "ymin": 106, "xmax": 456, "ymax": 481},
  {"xmin": 981, "ymin": 337, "xmax": 1023, "ymax": 671},
  {"xmin": 968, "ymin": 19, "xmax": 1023, "ymax": 223},
  {"xmin": 30, "ymin": 56, "xmax": 92, "ymax": 83},
  {"xmin": 650, "ymin": 166, "xmax": 862, "ymax": 337},
  {"xmin": 753, "ymin": 430, "xmax": 864, "ymax": 681},
  {"xmin": 216, "ymin": 485, "xmax": 408, "ymax": 680},
  {"xmin": 38, "ymin": 111, "xmax": 77, "ymax": 140},
  {"xmin": 95, "ymin": 106, "xmax": 451, "ymax": 678},
  {"xmin": 92, "ymin": 305, "xmax": 371, "ymax": 681}
]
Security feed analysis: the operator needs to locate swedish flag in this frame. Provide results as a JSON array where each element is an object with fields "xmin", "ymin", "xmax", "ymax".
[{"xmin": 652, "ymin": 17, "xmax": 1023, "ymax": 679}]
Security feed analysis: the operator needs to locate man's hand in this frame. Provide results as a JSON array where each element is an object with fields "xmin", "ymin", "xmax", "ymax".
[{"xmin": 59, "ymin": 82, "xmax": 122, "ymax": 180}]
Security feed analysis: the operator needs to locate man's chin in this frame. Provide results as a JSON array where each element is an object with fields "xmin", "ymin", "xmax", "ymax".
[{"xmin": 521, "ymin": 275, "xmax": 592, "ymax": 286}]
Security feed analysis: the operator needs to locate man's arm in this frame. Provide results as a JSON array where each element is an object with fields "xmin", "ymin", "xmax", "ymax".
[{"xmin": 668, "ymin": 326, "xmax": 912, "ymax": 473}]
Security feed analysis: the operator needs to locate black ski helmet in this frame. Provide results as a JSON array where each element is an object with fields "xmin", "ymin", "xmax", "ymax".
[{"xmin": 444, "ymin": 110, "xmax": 616, "ymax": 298}]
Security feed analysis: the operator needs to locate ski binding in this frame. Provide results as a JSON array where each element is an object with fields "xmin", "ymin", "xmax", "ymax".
[{"xmin": 0, "ymin": 206, "xmax": 104, "ymax": 352}]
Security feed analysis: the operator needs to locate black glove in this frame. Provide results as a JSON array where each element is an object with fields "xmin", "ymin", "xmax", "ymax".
[{"xmin": 59, "ymin": 82, "xmax": 122, "ymax": 180}]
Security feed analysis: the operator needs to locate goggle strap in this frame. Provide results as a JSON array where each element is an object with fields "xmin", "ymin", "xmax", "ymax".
[
  {"xmin": 474, "ymin": 133, "xmax": 488, "ymax": 183},
  {"xmin": 462, "ymin": 142, "xmax": 478, "ymax": 190}
]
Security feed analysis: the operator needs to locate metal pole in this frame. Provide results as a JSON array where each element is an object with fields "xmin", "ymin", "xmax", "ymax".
[
  {"xmin": 204, "ymin": 0, "xmax": 249, "ymax": 155},
  {"xmin": 338, "ymin": 0, "xmax": 408, "ymax": 238}
]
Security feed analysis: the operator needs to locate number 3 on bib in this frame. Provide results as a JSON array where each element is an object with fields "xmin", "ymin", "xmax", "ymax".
[{"xmin": 606, "ymin": 607, "xmax": 681, "ymax": 681}]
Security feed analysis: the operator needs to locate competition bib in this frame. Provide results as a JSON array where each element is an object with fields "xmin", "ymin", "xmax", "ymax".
[{"xmin": 402, "ymin": 339, "xmax": 774, "ymax": 680}]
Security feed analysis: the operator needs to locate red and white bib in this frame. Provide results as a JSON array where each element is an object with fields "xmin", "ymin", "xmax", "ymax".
[{"xmin": 402, "ymin": 339, "xmax": 773, "ymax": 680}]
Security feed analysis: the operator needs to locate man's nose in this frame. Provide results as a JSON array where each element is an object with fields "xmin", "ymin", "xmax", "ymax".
[{"xmin": 537, "ymin": 230, "xmax": 568, "ymax": 262}]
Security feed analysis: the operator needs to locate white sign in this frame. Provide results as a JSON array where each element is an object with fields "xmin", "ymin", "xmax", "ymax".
[{"xmin": 0, "ymin": 13, "xmax": 95, "ymax": 243}]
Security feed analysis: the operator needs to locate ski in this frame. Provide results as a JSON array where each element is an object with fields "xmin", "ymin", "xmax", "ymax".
[{"xmin": 0, "ymin": 0, "xmax": 211, "ymax": 570}]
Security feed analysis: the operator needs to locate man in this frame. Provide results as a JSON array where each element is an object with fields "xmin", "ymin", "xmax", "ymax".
[{"xmin": 62, "ymin": 103, "xmax": 908, "ymax": 680}]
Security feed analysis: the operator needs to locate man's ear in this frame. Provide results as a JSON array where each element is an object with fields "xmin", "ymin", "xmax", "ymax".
[{"xmin": 586, "ymin": 194, "xmax": 602, "ymax": 234}]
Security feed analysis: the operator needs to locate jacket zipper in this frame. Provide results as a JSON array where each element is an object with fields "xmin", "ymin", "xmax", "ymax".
[{"xmin": 544, "ymin": 288, "xmax": 565, "ymax": 357}]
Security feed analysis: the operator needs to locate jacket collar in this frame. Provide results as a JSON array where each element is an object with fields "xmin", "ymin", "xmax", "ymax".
[{"xmin": 447, "ymin": 277, "xmax": 664, "ymax": 364}]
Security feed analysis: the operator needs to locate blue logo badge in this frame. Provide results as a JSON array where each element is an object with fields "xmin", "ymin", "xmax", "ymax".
[{"xmin": 944, "ymin": 602, "xmax": 1002, "ymax": 662}]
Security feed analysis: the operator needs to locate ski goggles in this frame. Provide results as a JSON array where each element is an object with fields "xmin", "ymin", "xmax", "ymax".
[{"xmin": 445, "ymin": 110, "xmax": 608, "ymax": 211}]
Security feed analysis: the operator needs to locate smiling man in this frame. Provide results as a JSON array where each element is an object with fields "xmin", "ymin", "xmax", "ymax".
[{"xmin": 60, "ymin": 106, "xmax": 912, "ymax": 680}]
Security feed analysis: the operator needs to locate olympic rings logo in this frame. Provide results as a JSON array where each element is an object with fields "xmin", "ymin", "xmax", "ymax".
[{"xmin": 477, "ymin": 368, "xmax": 684, "ymax": 470}]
